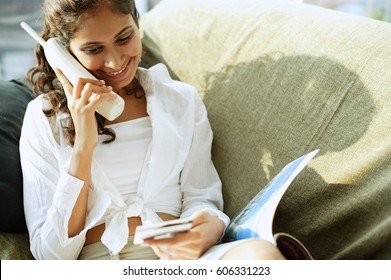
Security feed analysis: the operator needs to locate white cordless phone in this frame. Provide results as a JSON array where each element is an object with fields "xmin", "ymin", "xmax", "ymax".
[{"xmin": 20, "ymin": 22, "xmax": 125, "ymax": 121}]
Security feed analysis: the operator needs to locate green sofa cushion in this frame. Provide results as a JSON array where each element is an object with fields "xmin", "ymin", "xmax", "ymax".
[
  {"xmin": 141, "ymin": 0, "xmax": 391, "ymax": 259},
  {"xmin": 0, "ymin": 232, "xmax": 33, "ymax": 259},
  {"xmin": 0, "ymin": 79, "xmax": 34, "ymax": 233},
  {"xmin": 0, "ymin": 79, "xmax": 34, "ymax": 259}
]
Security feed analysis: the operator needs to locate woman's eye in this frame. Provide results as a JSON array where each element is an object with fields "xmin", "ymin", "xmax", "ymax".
[
  {"xmin": 84, "ymin": 46, "xmax": 102, "ymax": 54},
  {"xmin": 116, "ymin": 34, "xmax": 132, "ymax": 45}
]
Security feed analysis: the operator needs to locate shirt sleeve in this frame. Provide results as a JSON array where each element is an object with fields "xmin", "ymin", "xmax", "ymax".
[
  {"xmin": 179, "ymin": 91, "xmax": 230, "ymax": 230},
  {"xmin": 20, "ymin": 99, "xmax": 87, "ymax": 259}
]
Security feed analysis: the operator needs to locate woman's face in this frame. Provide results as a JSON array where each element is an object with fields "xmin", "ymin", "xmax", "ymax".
[{"xmin": 69, "ymin": 7, "xmax": 142, "ymax": 93}]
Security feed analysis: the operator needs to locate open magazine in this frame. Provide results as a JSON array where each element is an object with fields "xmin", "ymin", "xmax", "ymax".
[
  {"xmin": 134, "ymin": 150, "xmax": 319, "ymax": 258},
  {"xmin": 221, "ymin": 149, "xmax": 319, "ymax": 259}
]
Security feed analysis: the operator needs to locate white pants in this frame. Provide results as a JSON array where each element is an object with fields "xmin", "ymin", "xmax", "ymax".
[{"xmin": 78, "ymin": 235, "xmax": 250, "ymax": 260}]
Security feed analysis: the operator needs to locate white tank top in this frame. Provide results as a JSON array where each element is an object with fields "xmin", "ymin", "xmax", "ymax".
[{"xmin": 94, "ymin": 116, "xmax": 152, "ymax": 202}]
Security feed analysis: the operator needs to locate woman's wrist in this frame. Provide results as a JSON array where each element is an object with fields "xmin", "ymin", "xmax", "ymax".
[
  {"xmin": 209, "ymin": 215, "xmax": 225, "ymax": 243},
  {"xmin": 69, "ymin": 145, "xmax": 94, "ymax": 182},
  {"xmin": 73, "ymin": 136, "xmax": 97, "ymax": 153}
]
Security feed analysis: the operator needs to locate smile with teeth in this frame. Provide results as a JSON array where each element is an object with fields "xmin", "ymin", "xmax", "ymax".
[
  {"xmin": 105, "ymin": 61, "xmax": 130, "ymax": 78},
  {"xmin": 109, "ymin": 67, "xmax": 126, "ymax": 75}
]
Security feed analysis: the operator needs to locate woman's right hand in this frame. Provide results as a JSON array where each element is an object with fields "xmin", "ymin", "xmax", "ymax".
[
  {"xmin": 55, "ymin": 69, "xmax": 117, "ymax": 237},
  {"xmin": 55, "ymin": 68, "xmax": 116, "ymax": 150}
]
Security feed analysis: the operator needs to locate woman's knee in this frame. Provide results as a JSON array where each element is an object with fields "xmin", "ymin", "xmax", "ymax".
[{"xmin": 220, "ymin": 239, "xmax": 286, "ymax": 260}]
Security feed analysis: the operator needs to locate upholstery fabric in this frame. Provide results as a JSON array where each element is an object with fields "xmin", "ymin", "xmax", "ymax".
[
  {"xmin": 0, "ymin": 79, "xmax": 34, "ymax": 259},
  {"xmin": 0, "ymin": 79, "xmax": 34, "ymax": 233},
  {"xmin": 141, "ymin": 0, "xmax": 391, "ymax": 259},
  {"xmin": 0, "ymin": 232, "xmax": 33, "ymax": 259}
]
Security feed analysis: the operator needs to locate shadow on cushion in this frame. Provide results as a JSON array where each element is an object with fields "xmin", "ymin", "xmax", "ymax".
[{"xmin": 203, "ymin": 54, "xmax": 391, "ymax": 259}]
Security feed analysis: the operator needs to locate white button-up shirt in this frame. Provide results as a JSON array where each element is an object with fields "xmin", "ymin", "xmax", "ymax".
[{"xmin": 20, "ymin": 64, "xmax": 230, "ymax": 260}]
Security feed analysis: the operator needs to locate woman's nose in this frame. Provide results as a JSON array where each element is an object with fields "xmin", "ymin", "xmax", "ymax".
[{"xmin": 104, "ymin": 48, "xmax": 124, "ymax": 70}]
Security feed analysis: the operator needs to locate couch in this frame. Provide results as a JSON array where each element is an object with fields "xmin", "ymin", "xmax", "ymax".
[{"xmin": 1, "ymin": 0, "xmax": 390, "ymax": 260}]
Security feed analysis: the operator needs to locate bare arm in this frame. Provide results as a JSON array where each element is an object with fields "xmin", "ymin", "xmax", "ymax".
[{"xmin": 55, "ymin": 69, "xmax": 116, "ymax": 237}]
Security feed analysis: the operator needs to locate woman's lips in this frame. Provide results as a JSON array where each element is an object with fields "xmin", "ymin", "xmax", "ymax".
[{"xmin": 105, "ymin": 60, "xmax": 131, "ymax": 78}]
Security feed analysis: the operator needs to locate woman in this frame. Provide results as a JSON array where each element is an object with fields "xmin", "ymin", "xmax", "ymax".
[{"xmin": 20, "ymin": 0, "xmax": 284, "ymax": 260}]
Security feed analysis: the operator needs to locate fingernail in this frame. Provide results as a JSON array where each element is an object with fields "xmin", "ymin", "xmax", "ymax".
[{"xmin": 106, "ymin": 86, "xmax": 112, "ymax": 90}]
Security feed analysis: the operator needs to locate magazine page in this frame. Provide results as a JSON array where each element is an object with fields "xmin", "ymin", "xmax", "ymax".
[{"xmin": 222, "ymin": 149, "xmax": 319, "ymax": 244}]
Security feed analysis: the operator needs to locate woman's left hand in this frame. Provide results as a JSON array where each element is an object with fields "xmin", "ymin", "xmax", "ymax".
[{"xmin": 143, "ymin": 211, "xmax": 225, "ymax": 260}]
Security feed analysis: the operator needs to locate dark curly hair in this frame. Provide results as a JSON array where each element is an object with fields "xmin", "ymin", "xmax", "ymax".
[{"xmin": 27, "ymin": 0, "xmax": 139, "ymax": 146}]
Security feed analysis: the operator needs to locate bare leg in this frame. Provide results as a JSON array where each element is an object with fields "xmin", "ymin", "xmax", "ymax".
[{"xmin": 220, "ymin": 239, "xmax": 286, "ymax": 260}]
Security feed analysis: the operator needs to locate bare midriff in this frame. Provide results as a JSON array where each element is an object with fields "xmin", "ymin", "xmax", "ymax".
[{"xmin": 84, "ymin": 213, "xmax": 178, "ymax": 246}]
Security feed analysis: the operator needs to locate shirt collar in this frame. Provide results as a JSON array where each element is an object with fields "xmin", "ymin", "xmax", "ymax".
[
  {"xmin": 135, "ymin": 63, "xmax": 174, "ymax": 97},
  {"xmin": 135, "ymin": 66, "xmax": 155, "ymax": 97}
]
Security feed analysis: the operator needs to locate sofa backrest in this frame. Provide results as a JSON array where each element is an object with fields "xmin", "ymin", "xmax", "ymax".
[
  {"xmin": 0, "ymin": 79, "xmax": 35, "ymax": 259},
  {"xmin": 0, "ymin": 79, "xmax": 34, "ymax": 233},
  {"xmin": 140, "ymin": 0, "xmax": 391, "ymax": 259}
]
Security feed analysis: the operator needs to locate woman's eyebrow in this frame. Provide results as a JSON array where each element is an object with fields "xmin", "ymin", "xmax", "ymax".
[
  {"xmin": 79, "ymin": 26, "xmax": 134, "ymax": 48},
  {"xmin": 114, "ymin": 26, "xmax": 134, "ymax": 38}
]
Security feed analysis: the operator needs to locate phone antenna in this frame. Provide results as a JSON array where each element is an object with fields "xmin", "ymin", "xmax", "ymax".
[{"xmin": 20, "ymin": 21, "xmax": 46, "ymax": 46}]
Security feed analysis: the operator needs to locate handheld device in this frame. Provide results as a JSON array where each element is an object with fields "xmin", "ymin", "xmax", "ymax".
[
  {"xmin": 20, "ymin": 22, "xmax": 125, "ymax": 121},
  {"xmin": 133, "ymin": 217, "xmax": 194, "ymax": 245}
]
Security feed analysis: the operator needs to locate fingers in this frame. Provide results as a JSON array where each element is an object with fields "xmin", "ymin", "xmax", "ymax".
[
  {"xmin": 143, "ymin": 231, "xmax": 188, "ymax": 247},
  {"xmin": 143, "ymin": 212, "xmax": 222, "ymax": 260},
  {"xmin": 191, "ymin": 211, "xmax": 209, "ymax": 227},
  {"xmin": 145, "ymin": 231, "xmax": 203, "ymax": 260},
  {"xmin": 54, "ymin": 68, "xmax": 73, "ymax": 99},
  {"xmin": 151, "ymin": 245, "xmax": 179, "ymax": 260},
  {"xmin": 80, "ymin": 83, "xmax": 114, "ymax": 109},
  {"xmin": 70, "ymin": 80, "xmax": 114, "ymax": 118},
  {"xmin": 54, "ymin": 68, "xmax": 115, "ymax": 113},
  {"xmin": 74, "ymin": 78, "xmax": 106, "ymax": 101},
  {"xmin": 151, "ymin": 244, "xmax": 194, "ymax": 260}
]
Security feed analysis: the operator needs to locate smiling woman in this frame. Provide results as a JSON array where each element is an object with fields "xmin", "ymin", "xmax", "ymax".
[
  {"xmin": 26, "ymin": 0, "xmax": 144, "ymax": 146},
  {"xmin": 18, "ymin": 0, "xmax": 283, "ymax": 261},
  {"xmin": 0, "ymin": 0, "xmax": 159, "ymax": 81},
  {"xmin": 68, "ymin": 8, "xmax": 143, "ymax": 94}
]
